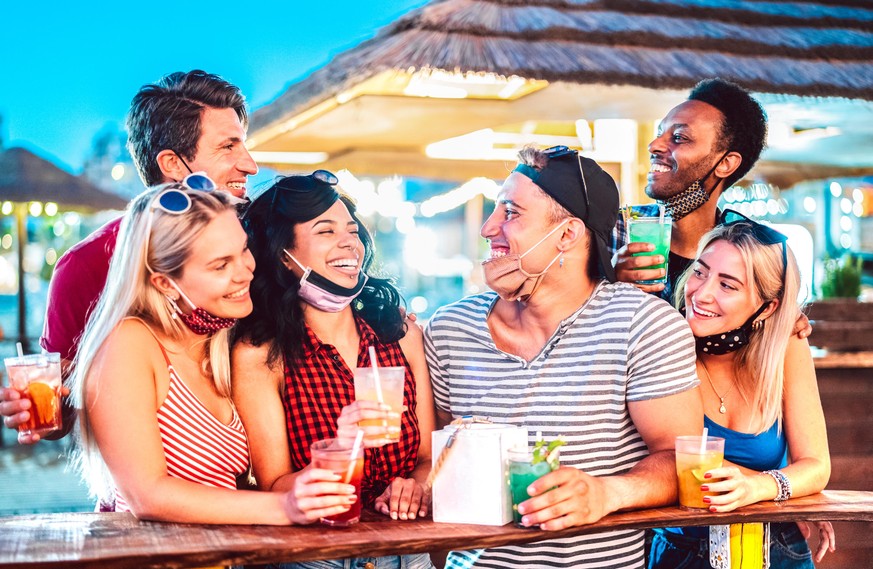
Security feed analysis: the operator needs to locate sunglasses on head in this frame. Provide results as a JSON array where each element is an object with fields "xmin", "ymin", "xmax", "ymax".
[
  {"xmin": 143, "ymin": 173, "xmax": 218, "ymax": 273},
  {"xmin": 265, "ymin": 169, "xmax": 340, "ymax": 218},
  {"xmin": 718, "ymin": 208, "xmax": 788, "ymax": 292},
  {"xmin": 541, "ymin": 145, "xmax": 590, "ymax": 209}
]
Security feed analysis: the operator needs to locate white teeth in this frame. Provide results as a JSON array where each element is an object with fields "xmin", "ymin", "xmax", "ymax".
[
  {"xmin": 693, "ymin": 303, "xmax": 719, "ymax": 317},
  {"xmin": 225, "ymin": 286, "xmax": 249, "ymax": 299},
  {"xmin": 650, "ymin": 163, "xmax": 670, "ymax": 173},
  {"xmin": 489, "ymin": 250, "xmax": 508, "ymax": 259},
  {"xmin": 328, "ymin": 259, "xmax": 358, "ymax": 268}
]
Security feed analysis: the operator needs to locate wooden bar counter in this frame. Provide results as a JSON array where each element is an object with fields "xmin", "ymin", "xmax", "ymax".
[
  {"xmin": 813, "ymin": 350, "xmax": 873, "ymax": 568},
  {"xmin": 1, "ymin": 490, "xmax": 871, "ymax": 568}
]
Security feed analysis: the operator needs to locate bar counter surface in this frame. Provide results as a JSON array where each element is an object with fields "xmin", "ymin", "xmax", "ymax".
[{"xmin": 2, "ymin": 490, "xmax": 871, "ymax": 569}]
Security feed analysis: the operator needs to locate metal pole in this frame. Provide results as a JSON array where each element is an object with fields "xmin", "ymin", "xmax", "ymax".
[{"xmin": 16, "ymin": 203, "xmax": 30, "ymax": 352}]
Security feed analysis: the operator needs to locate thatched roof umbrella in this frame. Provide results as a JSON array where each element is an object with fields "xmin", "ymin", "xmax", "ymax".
[
  {"xmin": 248, "ymin": 0, "xmax": 873, "ymax": 188},
  {"xmin": 0, "ymin": 146, "xmax": 127, "ymax": 351}
]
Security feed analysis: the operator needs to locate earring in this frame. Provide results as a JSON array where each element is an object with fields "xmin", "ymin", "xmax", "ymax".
[
  {"xmin": 752, "ymin": 319, "xmax": 764, "ymax": 331},
  {"xmin": 165, "ymin": 295, "xmax": 182, "ymax": 320},
  {"xmin": 559, "ymin": 254, "xmax": 564, "ymax": 269}
]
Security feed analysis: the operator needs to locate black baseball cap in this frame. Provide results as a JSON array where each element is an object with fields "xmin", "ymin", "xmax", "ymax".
[{"xmin": 513, "ymin": 146, "xmax": 619, "ymax": 282}]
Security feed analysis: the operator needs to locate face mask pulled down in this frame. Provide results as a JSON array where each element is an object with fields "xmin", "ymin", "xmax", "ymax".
[
  {"xmin": 284, "ymin": 249, "xmax": 368, "ymax": 312},
  {"xmin": 658, "ymin": 151, "xmax": 730, "ymax": 221},
  {"xmin": 482, "ymin": 221, "xmax": 567, "ymax": 302},
  {"xmin": 166, "ymin": 280, "xmax": 238, "ymax": 335}
]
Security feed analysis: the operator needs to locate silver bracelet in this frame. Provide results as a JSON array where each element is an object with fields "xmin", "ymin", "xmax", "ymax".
[{"xmin": 763, "ymin": 469, "xmax": 792, "ymax": 501}]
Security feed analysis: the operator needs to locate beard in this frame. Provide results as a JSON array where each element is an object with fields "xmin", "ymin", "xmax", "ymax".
[{"xmin": 645, "ymin": 154, "xmax": 720, "ymax": 201}]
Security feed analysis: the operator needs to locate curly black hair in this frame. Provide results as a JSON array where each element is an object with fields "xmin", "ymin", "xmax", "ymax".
[
  {"xmin": 234, "ymin": 175, "xmax": 406, "ymax": 368},
  {"xmin": 688, "ymin": 78, "xmax": 768, "ymax": 189}
]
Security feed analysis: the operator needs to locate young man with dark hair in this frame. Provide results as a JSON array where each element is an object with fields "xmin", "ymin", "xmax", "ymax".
[
  {"xmin": 0, "ymin": 70, "xmax": 258, "ymax": 443},
  {"xmin": 425, "ymin": 146, "xmax": 702, "ymax": 569},
  {"xmin": 613, "ymin": 78, "xmax": 767, "ymax": 301}
]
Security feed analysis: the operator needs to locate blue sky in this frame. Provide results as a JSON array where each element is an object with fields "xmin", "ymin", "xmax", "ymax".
[{"xmin": 0, "ymin": 0, "xmax": 426, "ymax": 172}]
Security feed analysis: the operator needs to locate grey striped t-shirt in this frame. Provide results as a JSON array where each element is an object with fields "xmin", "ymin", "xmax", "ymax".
[{"xmin": 424, "ymin": 281, "xmax": 699, "ymax": 569}]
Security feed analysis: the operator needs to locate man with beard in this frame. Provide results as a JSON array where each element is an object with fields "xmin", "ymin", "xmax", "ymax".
[{"xmin": 612, "ymin": 78, "xmax": 767, "ymax": 302}]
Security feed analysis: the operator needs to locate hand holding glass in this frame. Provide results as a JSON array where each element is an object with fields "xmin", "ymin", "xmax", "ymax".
[
  {"xmin": 627, "ymin": 216, "xmax": 673, "ymax": 285},
  {"xmin": 507, "ymin": 443, "xmax": 561, "ymax": 527},
  {"xmin": 353, "ymin": 366, "xmax": 404, "ymax": 444},
  {"xmin": 3, "ymin": 352, "xmax": 63, "ymax": 438},
  {"xmin": 310, "ymin": 438, "xmax": 365, "ymax": 526}
]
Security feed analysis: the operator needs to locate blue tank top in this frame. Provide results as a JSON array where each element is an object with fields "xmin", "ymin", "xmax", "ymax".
[
  {"xmin": 661, "ymin": 416, "xmax": 787, "ymax": 539},
  {"xmin": 705, "ymin": 415, "xmax": 788, "ymax": 471}
]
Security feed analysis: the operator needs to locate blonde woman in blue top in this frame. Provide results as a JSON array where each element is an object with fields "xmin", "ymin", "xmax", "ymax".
[{"xmin": 649, "ymin": 210, "xmax": 835, "ymax": 569}]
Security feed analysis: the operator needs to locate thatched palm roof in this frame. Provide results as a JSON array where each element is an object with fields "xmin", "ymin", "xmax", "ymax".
[
  {"xmin": 253, "ymin": 0, "xmax": 873, "ymax": 132},
  {"xmin": 0, "ymin": 147, "xmax": 127, "ymax": 211}
]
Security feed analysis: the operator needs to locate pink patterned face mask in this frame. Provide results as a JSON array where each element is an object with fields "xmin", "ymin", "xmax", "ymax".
[{"xmin": 166, "ymin": 279, "xmax": 237, "ymax": 335}]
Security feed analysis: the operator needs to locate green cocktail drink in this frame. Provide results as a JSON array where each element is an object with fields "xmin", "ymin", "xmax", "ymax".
[
  {"xmin": 628, "ymin": 216, "xmax": 673, "ymax": 285},
  {"xmin": 508, "ymin": 459, "xmax": 551, "ymax": 526},
  {"xmin": 507, "ymin": 439, "xmax": 563, "ymax": 527}
]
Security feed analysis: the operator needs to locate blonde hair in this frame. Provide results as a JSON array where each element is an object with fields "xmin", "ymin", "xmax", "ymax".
[
  {"xmin": 674, "ymin": 223, "xmax": 802, "ymax": 434},
  {"xmin": 69, "ymin": 184, "xmax": 237, "ymax": 502}
]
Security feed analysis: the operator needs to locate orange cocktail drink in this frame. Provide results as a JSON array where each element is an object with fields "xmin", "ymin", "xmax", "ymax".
[
  {"xmin": 675, "ymin": 435, "xmax": 725, "ymax": 510},
  {"xmin": 4, "ymin": 352, "xmax": 63, "ymax": 437}
]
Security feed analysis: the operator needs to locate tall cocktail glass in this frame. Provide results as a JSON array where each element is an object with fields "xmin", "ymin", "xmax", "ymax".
[
  {"xmin": 310, "ymin": 437, "xmax": 365, "ymax": 526},
  {"xmin": 507, "ymin": 446, "xmax": 560, "ymax": 527},
  {"xmin": 675, "ymin": 435, "xmax": 725, "ymax": 510},
  {"xmin": 353, "ymin": 366, "xmax": 404, "ymax": 443},
  {"xmin": 3, "ymin": 352, "xmax": 63, "ymax": 438},
  {"xmin": 628, "ymin": 216, "xmax": 673, "ymax": 285}
]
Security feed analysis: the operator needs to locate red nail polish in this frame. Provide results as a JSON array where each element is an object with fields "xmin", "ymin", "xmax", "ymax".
[
  {"xmin": 700, "ymin": 486, "xmax": 708, "ymax": 492},
  {"xmin": 709, "ymin": 506, "xmax": 717, "ymax": 512},
  {"xmin": 702, "ymin": 496, "xmax": 711, "ymax": 503},
  {"xmin": 704, "ymin": 473, "xmax": 712, "ymax": 479}
]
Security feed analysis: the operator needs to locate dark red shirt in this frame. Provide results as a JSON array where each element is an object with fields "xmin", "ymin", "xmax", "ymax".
[
  {"xmin": 40, "ymin": 217, "xmax": 121, "ymax": 362},
  {"xmin": 283, "ymin": 315, "xmax": 420, "ymax": 508}
]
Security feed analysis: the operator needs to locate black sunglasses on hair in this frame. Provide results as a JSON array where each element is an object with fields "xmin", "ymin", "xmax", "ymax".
[
  {"xmin": 541, "ymin": 145, "xmax": 590, "ymax": 208},
  {"xmin": 718, "ymin": 208, "xmax": 788, "ymax": 292},
  {"xmin": 265, "ymin": 169, "xmax": 340, "ymax": 219}
]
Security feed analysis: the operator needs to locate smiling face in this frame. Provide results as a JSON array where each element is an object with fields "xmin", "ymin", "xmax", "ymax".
[
  {"xmin": 173, "ymin": 209, "xmax": 255, "ymax": 319},
  {"xmin": 646, "ymin": 100, "xmax": 727, "ymax": 201},
  {"xmin": 683, "ymin": 239, "xmax": 764, "ymax": 337},
  {"xmin": 183, "ymin": 107, "xmax": 258, "ymax": 198},
  {"xmin": 286, "ymin": 199, "xmax": 364, "ymax": 287},
  {"xmin": 480, "ymin": 172, "xmax": 567, "ymax": 268}
]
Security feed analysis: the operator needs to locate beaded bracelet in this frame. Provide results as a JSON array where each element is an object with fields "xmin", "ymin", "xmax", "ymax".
[{"xmin": 763, "ymin": 469, "xmax": 792, "ymax": 501}]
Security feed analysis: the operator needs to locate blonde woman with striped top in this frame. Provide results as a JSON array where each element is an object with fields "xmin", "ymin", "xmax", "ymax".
[{"xmin": 70, "ymin": 179, "xmax": 356, "ymax": 525}]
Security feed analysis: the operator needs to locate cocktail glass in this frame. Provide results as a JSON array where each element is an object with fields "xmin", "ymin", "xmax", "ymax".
[
  {"xmin": 310, "ymin": 437, "xmax": 365, "ymax": 526},
  {"xmin": 353, "ymin": 366, "xmax": 405, "ymax": 444},
  {"xmin": 628, "ymin": 216, "xmax": 673, "ymax": 285},
  {"xmin": 675, "ymin": 435, "xmax": 725, "ymax": 510},
  {"xmin": 507, "ymin": 446, "xmax": 560, "ymax": 528},
  {"xmin": 3, "ymin": 352, "xmax": 63, "ymax": 438}
]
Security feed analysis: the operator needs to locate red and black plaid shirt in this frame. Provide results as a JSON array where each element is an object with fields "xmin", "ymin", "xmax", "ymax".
[{"xmin": 282, "ymin": 315, "xmax": 420, "ymax": 507}]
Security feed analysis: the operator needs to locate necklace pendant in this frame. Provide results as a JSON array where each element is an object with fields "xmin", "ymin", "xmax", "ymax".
[{"xmin": 718, "ymin": 400, "xmax": 727, "ymax": 414}]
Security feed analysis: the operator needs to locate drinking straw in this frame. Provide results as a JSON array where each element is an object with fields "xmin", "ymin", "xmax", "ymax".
[
  {"xmin": 699, "ymin": 427, "xmax": 708, "ymax": 455},
  {"xmin": 344, "ymin": 429, "xmax": 365, "ymax": 483},
  {"xmin": 367, "ymin": 346, "xmax": 384, "ymax": 403},
  {"xmin": 16, "ymin": 342, "xmax": 24, "ymax": 358},
  {"xmin": 658, "ymin": 203, "xmax": 666, "ymax": 224}
]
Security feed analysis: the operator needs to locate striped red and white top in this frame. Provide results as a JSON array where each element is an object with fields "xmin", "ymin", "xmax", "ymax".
[{"xmin": 114, "ymin": 360, "xmax": 249, "ymax": 512}]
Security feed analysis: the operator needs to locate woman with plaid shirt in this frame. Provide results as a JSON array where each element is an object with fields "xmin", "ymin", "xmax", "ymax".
[{"xmin": 232, "ymin": 172, "xmax": 435, "ymax": 569}]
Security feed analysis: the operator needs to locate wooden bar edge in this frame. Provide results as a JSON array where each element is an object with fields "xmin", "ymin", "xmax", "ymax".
[{"xmin": 1, "ymin": 490, "xmax": 871, "ymax": 568}]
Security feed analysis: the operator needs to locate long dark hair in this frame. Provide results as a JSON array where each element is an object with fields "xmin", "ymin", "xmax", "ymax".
[{"xmin": 235, "ymin": 174, "xmax": 406, "ymax": 367}]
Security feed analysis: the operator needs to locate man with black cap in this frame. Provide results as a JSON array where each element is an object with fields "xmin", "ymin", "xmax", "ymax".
[
  {"xmin": 613, "ymin": 78, "xmax": 768, "ymax": 302},
  {"xmin": 424, "ymin": 146, "xmax": 702, "ymax": 569}
]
